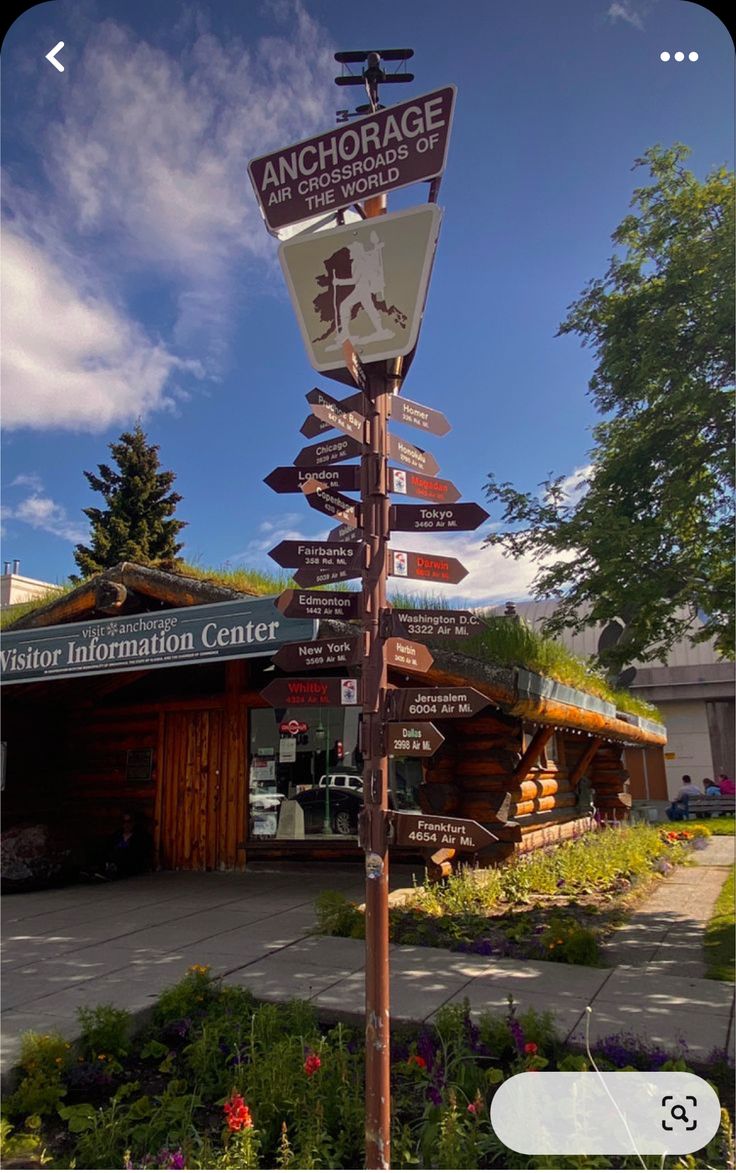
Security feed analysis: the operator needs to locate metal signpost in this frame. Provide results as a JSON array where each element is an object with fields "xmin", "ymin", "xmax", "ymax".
[{"xmin": 251, "ymin": 53, "xmax": 490, "ymax": 1170}]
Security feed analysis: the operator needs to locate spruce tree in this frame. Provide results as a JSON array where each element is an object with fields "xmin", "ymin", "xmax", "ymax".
[{"xmin": 74, "ymin": 423, "xmax": 186, "ymax": 577}]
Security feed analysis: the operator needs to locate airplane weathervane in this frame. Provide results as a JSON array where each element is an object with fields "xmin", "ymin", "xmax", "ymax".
[{"xmin": 335, "ymin": 48, "xmax": 414, "ymax": 121}]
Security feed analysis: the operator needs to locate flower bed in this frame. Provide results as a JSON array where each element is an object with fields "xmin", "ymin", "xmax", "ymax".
[
  {"xmin": 1, "ymin": 970, "xmax": 733, "ymax": 1170},
  {"xmin": 316, "ymin": 824, "xmax": 693, "ymax": 963}
]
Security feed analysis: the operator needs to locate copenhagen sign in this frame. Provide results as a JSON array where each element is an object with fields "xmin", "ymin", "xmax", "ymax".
[
  {"xmin": 248, "ymin": 86, "xmax": 457, "ymax": 233},
  {"xmin": 0, "ymin": 599, "xmax": 317, "ymax": 686}
]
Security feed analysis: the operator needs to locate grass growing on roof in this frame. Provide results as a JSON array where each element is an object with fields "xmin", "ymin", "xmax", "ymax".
[
  {"xmin": 176, "ymin": 561, "xmax": 295, "ymax": 596},
  {"xmin": 0, "ymin": 586, "xmax": 69, "ymax": 629}
]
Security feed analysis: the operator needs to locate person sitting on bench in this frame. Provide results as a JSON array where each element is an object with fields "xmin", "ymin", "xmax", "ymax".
[
  {"xmin": 666, "ymin": 775, "xmax": 701, "ymax": 821},
  {"xmin": 717, "ymin": 773, "xmax": 735, "ymax": 797}
]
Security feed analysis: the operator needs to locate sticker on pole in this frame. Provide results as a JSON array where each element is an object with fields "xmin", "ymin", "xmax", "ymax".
[{"xmin": 279, "ymin": 205, "xmax": 442, "ymax": 372}]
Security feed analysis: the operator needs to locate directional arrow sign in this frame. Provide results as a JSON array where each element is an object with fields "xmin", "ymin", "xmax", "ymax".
[
  {"xmin": 272, "ymin": 636, "xmax": 361, "ymax": 673},
  {"xmin": 388, "ymin": 468, "xmax": 461, "ymax": 504},
  {"xmin": 390, "ymin": 396, "xmax": 450, "ymax": 437},
  {"xmin": 270, "ymin": 539, "xmax": 361, "ymax": 571},
  {"xmin": 388, "ymin": 434, "xmax": 440, "ymax": 477},
  {"xmin": 391, "ymin": 503, "xmax": 490, "ymax": 532},
  {"xmin": 249, "ymin": 86, "xmax": 457, "ymax": 233},
  {"xmin": 389, "ymin": 608, "xmax": 485, "ymax": 641},
  {"xmin": 391, "ymin": 812, "xmax": 498, "ymax": 851},
  {"xmin": 265, "ymin": 465, "xmax": 362, "ymax": 494},
  {"xmin": 277, "ymin": 589, "xmax": 361, "ymax": 621},
  {"xmin": 385, "ymin": 637, "xmax": 434, "ymax": 674},
  {"xmin": 388, "ymin": 549, "xmax": 468, "ymax": 585},
  {"xmin": 388, "ymin": 686, "xmax": 490, "ymax": 720},
  {"xmin": 306, "ymin": 388, "xmax": 367, "ymax": 442},
  {"xmin": 329, "ymin": 521, "xmax": 364, "ymax": 543},
  {"xmin": 301, "ymin": 388, "xmax": 366, "ymax": 438},
  {"xmin": 294, "ymin": 435, "xmax": 364, "ymax": 467},
  {"xmin": 301, "ymin": 479, "xmax": 360, "ymax": 528},
  {"xmin": 261, "ymin": 676, "xmax": 361, "ymax": 708},
  {"xmin": 387, "ymin": 722, "xmax": 445, "ymax": 758}
]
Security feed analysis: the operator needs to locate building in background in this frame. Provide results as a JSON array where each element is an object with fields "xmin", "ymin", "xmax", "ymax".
[
  {"xmin": 0, "ymin": 562, "xmax": 58, "ymax": 610},
  {"xmin": 507, "ymin": 601, "xmax": 735, "ymax": 806}
]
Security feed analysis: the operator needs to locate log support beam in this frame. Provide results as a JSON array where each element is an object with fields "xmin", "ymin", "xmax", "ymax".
[
  {"xmin": 570, "ymin": 737, "xmax": 603, "ymax": 788},
  {"xmin": 513, "ymin": 726, "xmax": 554, "ymax": 781}
]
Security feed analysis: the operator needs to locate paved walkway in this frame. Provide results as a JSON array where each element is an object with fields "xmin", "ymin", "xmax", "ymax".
[{"xmin": 2, "ymin": 842, "xmax": 733, "ymax": 1084}]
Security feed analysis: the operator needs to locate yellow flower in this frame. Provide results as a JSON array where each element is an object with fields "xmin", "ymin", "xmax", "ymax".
[
  {"xmin": 55, "ymin": 1057, "xmax": 63, "ymax": 1066},
  {"xmin": 98, "ymin": 1053, "xmax": 106, "ymax": 1061}
]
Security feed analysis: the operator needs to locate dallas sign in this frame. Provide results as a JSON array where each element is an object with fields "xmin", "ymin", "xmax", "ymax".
[
  {"xmin": 249, "ymin": 86, "xmax": 456, "ymax": 232},
  {"xmin": 0, "ymin": 599, "xmax": 317, "ymax": 685}
]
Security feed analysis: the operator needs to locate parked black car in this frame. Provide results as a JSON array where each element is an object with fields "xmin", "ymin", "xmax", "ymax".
[{"xmin": 295, "ymin": 786, "xmax": 362, "ymax": 836}]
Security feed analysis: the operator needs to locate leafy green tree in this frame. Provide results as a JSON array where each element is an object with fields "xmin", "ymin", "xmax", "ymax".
[
  {"xmin": 484, "ymin": 145, "xmax": 734, "ymax": 672},
  {"xmin": 74, "ymin": 423, "xmax": 186, "ymax": 576}
]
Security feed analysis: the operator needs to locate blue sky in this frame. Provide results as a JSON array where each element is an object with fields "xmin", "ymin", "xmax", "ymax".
[{"xmin": 1, "ymin": 0, "xmax": 732, "ymax": 603}]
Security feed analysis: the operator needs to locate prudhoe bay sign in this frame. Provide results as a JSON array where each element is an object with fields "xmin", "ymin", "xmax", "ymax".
[{"xmin": 0, "ymin": 599, "xmax": 317, "ymax": 685}]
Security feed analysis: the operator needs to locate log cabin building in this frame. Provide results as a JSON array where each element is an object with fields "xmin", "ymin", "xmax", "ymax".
[{"xmin": 1, "ymin": 563, "xmax": 667, "ymax": 873}]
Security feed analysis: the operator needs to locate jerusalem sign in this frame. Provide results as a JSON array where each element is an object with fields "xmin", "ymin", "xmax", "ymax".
[
  {"xmin": 248, "ymin": 86, "xmax": 456, "ymax": 233},
  {"xmin": 279, "ymin": 205, "xmax": 442, "ymax": 372}
]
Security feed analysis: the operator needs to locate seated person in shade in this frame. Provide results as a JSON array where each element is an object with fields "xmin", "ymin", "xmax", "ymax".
[
  {"xmin": 665, "ymin": 775, "xmax": 701, "ymax": 821},
  {"xmin": 102, "ymin": 811, "xmax": 151, "ymax": 878},
  {"xmin": 704, "ymin": 778, "xmax": 722, "ymax": 796},
  {"xmin": 717, "ymin": 772, "xmax": 735, "ymax": 796}
]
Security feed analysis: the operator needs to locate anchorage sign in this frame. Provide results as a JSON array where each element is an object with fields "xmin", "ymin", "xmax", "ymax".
[
  {"xmin": 0, "ymin": 599, "xmax": 317, "ymax": 685},
  {"xmin": 249, "ymin": 86, "xmax": 456, "ymax": 233}
]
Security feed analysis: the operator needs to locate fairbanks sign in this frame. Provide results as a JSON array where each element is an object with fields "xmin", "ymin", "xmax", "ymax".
[
  {"xmin": 248, "ymin": 86, "xmax": 456, "ymax": 233},
  {"xmin": 0, "ymin": 599, "xmax": 317, "ymax": 686}
]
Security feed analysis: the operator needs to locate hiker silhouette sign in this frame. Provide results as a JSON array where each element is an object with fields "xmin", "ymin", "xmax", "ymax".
[{"xmin": 279, "ymin": 205, "xmax": 442, "ymax": 372}]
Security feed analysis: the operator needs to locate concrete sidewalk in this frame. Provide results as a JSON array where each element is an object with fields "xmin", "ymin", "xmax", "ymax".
[{"xmin": 2, "ymin": 843, "xmax": 733, "ymax": 1082}]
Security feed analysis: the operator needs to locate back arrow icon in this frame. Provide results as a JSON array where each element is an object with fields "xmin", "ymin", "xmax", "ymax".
[{"xmin": 46, "ymin": 42, "xmax": 65, "ymax": 72}]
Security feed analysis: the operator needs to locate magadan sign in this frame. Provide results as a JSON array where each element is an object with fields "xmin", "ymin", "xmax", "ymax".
[
  {"xmin": 279, "ymin": 205, "xmax": 442, "ymax": 372},
  {"xmin": 0, "ymin": 599, "xmax": 317, "ymax": 686},
  {"xmin": 248, "ymin": 86, "xmax": 456, "ymax": 233}
]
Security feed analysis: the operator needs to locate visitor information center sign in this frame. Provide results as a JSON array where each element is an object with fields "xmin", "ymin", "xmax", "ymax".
[
  {"xmin": 248, "ymin": 86, "xmax": 456, "ymax": 233},
  {"xmin": 0, "ymin": 599, "xmax": 317, "ymax": 685}
]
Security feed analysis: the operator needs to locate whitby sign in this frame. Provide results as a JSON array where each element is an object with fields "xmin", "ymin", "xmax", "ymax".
[
  {"xmin": 248, "ymin": 86, "xmax": 456, "ymax": 233},
  {"xmin": 0, "ymin": 599, "xmax": 317, "ymax": 686}
]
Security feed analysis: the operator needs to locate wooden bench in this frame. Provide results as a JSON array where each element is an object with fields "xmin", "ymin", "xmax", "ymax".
[{"xmin": 687, "ymin": 796, "xmax": 736, "ymax": 818}]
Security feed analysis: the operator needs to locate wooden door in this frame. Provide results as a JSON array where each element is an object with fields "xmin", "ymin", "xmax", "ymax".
[{"xmin": 157, "ymin": 708, "xmax": 225, "ymax": 870}]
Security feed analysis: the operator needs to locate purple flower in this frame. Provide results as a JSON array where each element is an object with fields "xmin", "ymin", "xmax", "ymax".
[
  {"xmin": 427, "ymin": 1085, "xmax": 442, "ymax": 1105},
  {"xmin": 417, "ymin": 1029, "xmax": 436, "ymax": 1070},
  {"xmin": 508, "ymin": 1015, "xmax": 525, "ymax": 1052}
]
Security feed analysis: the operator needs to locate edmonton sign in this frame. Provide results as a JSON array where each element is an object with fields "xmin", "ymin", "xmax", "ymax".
[
  {"xmin": 249, "ymin": 86, "xmax": 457, "ymax": 232},
  {"xmin": 276, "ymin": 589, "xmax": 361, "ymax": 621}
]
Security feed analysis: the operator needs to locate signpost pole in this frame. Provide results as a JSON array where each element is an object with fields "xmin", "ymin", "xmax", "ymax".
[{"xmin": 358, "ymin": 186, "xmax": 393, "ymax": 1170}]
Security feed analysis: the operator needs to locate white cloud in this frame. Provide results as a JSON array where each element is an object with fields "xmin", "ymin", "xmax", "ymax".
[
  {"xmin": 607, "ymin": 1, "xmax": 645, "ymax": 30},
  {"xmin": 1, "ymin": 229, "xmax": 201, "ymax": 431},
  {"xmin": 3, "ymin": 480, "xmax": 87, "ymax": 544},
  {"xmin": 554, "ymin": 463, "xmax": 593, "ymax": 508}
]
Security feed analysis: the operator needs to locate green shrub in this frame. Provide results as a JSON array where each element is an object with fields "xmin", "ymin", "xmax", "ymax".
[
  {"xmin": 4, "ymin": 1031, "xmax": 71, "ymax": 1118},
  {"xmin": 153, "ymin": 964, "xmax": 219, "ymax": 1027},
  {"xmin": 314, "ymin": 890, "xmax": 364, "ymax": 938},
  {"xmin": 77, "ymin": 1003, "xmax": 131, "ymax": 1060},
  {"xmin": 541, "ymin": 917, "xmax": 601, "ymax": 966}
]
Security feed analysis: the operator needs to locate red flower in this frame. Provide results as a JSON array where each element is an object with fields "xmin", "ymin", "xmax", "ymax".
[
  {"xmin": 224, "ymin": 1091, "xmax": 252, "ymax": 1132},
  {"xmin": 524, "ymin": 1042, "xmax": 538, "ymax": 1055},
  {"xmin": 304, "ymin": 1053, "xmax": 321, "ymax": 1077},
  {"xmin": 467, "ymin": 1102, "xmax": 477, "ymax": 1114},
  {"xmin": 408, "ymin": 1055, "xmax": 426, "ymax": 1068}
]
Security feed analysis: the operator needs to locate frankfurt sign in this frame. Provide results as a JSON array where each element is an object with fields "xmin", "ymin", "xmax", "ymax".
[
  {"xmin": 264, "ymin": 465, "xmax": 361, "ymax": 493},
  {"xmin": 294, "ymin": 435, "xmax": 364, "ymax": 467},
  {"xmin": 248, "ymin": 86, "xmax": 456, "ymax": 233},
  {"xmin": 391, "ymin": 812, "xmax": 498, "ymax": 850},
  {"xmin": 261, "ymin": 676, "xmax": 361, "ymax": 708},
  {"xmin": 272, "ymin": 636, "xmax": 361, "ymax": 673},
  {"xmin": 389, "ymin": 549, "xmax": 468, "ymax": 584},
  {"xmin": 390, "ymin": 503, "xmax": 489, "ymax": 532},
  {"xmin": 388, "ymin": 468, "xmax": 461, "ymax": 504},
  {"xmin": 388, "ymin": 686, "xmax": 490, "ymax": 720},
  {"xmin": 387, "ymin": 722, "xmax": 444, "ymax": 758},
  {"xmin": 276, "ymin": 589, "xmax": 361, "ymax": 621},
  {"xmin": 389, "ymin": 608, "xmax": 484, "ymax": 640},
  {"xmin": 279, "ymin": 205, "xmax": 442, "ymax": 372}
]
